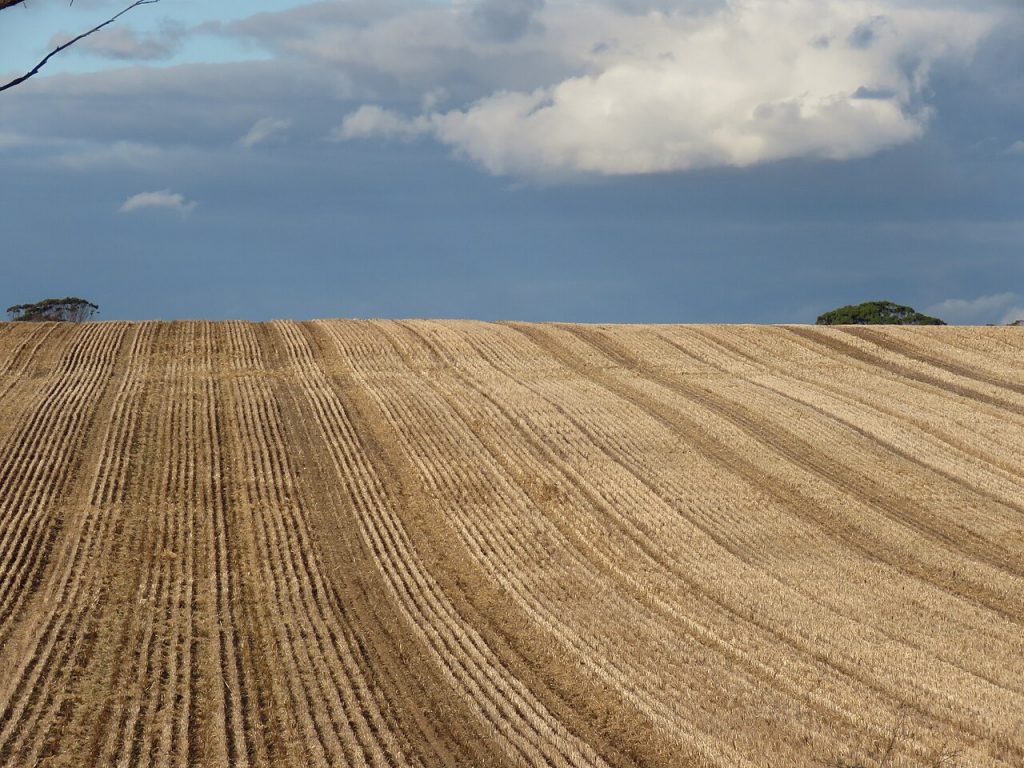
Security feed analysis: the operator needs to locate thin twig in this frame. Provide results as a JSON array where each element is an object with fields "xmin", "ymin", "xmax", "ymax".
[
  {"xmin": 878, "ymin": 711, "xmax": 908, "ymax": 768},
  {"xmin": 0, "ymin": 0, "xmax": 161, "ymax": 93}
]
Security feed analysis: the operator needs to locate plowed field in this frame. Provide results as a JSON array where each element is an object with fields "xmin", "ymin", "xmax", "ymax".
[{"xmin": 0, "ymin": 320, "xmax": 1022, "ymax": 767}]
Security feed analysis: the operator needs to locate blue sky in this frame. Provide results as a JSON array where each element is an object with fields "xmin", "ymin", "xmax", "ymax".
[{"xmin": 1, "ymin": 0, "xmax": 1022, "ymax": 323}]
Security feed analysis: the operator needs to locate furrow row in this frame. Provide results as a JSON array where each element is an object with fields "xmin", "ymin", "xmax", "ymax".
[
  {"xmin": 95, "ymin": 323, "xmax": 204, "ymax": 768},
  {"xmin": 223, "ymin": 320, "xmax": 408, "ymax": 767},
  {"xmin": 386, "ymin": 319, "xmax": 989, "ymax": 765},
  {"xmin": 509, "ymin": 322, "xmax": 1024, "ymax": 764},
  {"xmin": 284, "ymin": 319, "xmax": 610, "ymax": 768},
  {"xmin": 681, "ymin": 326, "xmax": 1024, "ymax": 512},
  {"xmin": 644, "ymin": 327, "xmax": 1024, "ymax": 570},
  {"xmin": 0, "ymin": 322, "xmax": 127, "ymax": 642},
  {"xmin": 0, "ymin": 323, "xmax": 150, "ymax": 765},
  {"xmin": 557, "ymin": 324, "xmax": 1024, "ymax": 624}
]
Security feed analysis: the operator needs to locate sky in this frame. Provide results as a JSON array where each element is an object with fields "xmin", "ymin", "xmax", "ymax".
[{"xmin": 1, "ymin": 0, "xmax": 1022, "ymax": 323}]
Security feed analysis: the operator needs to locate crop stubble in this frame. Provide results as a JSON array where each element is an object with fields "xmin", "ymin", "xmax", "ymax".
[{"xmin": 0, "ymin": 320, "xmax": 1021, "ymax": 767}]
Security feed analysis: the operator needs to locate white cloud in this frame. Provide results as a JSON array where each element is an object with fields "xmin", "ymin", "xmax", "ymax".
[
  {"xmin": 324, "ymin": 0, "xmax": 995, "ymax": 177},
  {"xmin": 238, "ymin": 117, "xmax": 292, "ymax": 149},
  {"xmin": 50, "ymin": 22, "xmax": 187, "ymax": 62},
  {"xmin": 927, "ymin": 292, "xmax": 1019, "ymax": 324},
  {"xmin": 5, "ymin": 0, "xmax": 1006, "ymax": 183},
  {"xmin": 55, "ymin": 141, "xmax": 171, "ymax": 171},
  {"xmin": 329, "ymin": 105, "xmax": 431, "ymax": 143},
  {"xmin": 119, "ymin": 189, "xmax": 197, "ymax": 216},
  {"xmin": 1007, "ymin": 140, "xmax": 1024, "ymax": 155},
  {"xmin": 421, "ymin": 87, "xmax": 449, "ymax": 113},
  {"xmin": 1001, "ymin": 306, "xmax": 1024, "ymax": 325}
]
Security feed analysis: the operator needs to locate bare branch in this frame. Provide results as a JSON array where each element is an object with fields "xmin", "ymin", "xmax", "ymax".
[{"xmin": 0, "ymin": 0, "xmax": 161, "ymax": 93}]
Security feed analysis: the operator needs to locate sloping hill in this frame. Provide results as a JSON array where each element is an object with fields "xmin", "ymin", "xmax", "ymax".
[{"xmin": 0, "ymin": 320, "xmax": 1022, "ymax": 767}]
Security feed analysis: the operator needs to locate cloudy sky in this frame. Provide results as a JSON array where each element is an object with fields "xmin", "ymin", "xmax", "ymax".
[{"xmin": 1, "ymin": 0, "xmax": 1022, "ymax": 323}]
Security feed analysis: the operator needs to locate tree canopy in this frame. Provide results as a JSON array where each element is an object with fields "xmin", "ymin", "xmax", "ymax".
[
  {"xmin": 816, "ymin": 301, "xmax": 945, "ymax": 326},
  {"xmin": 7, "ymin": 297, "xmax": 100, "ymax": 323}
]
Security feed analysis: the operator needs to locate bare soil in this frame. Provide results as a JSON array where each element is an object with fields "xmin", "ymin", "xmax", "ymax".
[{"xmin": 0, "ymin": 320, "xmax": 1022, "ymax": 767}]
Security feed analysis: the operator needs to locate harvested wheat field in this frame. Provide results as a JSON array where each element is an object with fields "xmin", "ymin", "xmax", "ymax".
[{"xmin": 0, "ymin": 319, "xmax": 1022, "ymax": 768}]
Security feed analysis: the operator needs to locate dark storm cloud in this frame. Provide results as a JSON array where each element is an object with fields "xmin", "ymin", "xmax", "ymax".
[
  {"xmin": 848, "ymin": 16, "xmax": 888, "ymax": 49},
  {"xmin": 471, "ymin": 0, "xmax": 544, "ymax": 43},
  {"xmin": 0, "ymin": 0, "xmax": 1021, "ymax": 324},
  {"xmin": 852, "ymin": 86, "xmax": 899, "ymax": 100}
]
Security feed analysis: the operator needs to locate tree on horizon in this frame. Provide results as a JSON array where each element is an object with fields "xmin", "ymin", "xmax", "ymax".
[
  {"xmin": 816, "ymin": 301, "xmax": 945, "ymax": 326},
  {"xmin": 7, "ymin": 297, "xmax": 100, "ymax": 323}
]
